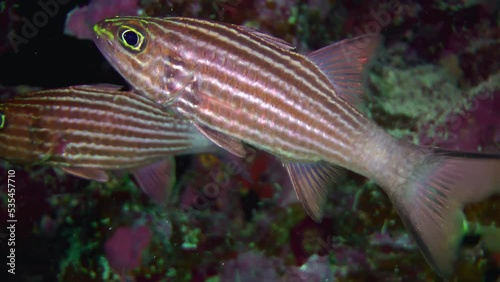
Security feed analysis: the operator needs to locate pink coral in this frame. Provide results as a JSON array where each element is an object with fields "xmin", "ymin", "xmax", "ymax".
[{"xmin": 64, "ymin": 0, "xmax": 139, "ymax": 39}]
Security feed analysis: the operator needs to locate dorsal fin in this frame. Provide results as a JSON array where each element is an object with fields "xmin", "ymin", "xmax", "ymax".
[
  {"xmin": 239, "ymin": 26, "xmax": 295, "ymax": 51},
  {"xmin": 306, "ymin": 35, "xmax": 380, "ymax": 106},
  {"xmin": 71, "ymin": 84, "xmax": 124, "ymax": 92},
  {"xmin": 132, "ymin": 158, "xmax": 176, "ymax": 206}
]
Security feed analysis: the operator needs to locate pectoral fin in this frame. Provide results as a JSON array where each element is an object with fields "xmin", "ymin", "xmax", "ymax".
[
  {"xmin": 193, "ymin": 123, "xmax": 247, "ymax": 158},
  {"xmin": 283, "ymin": 161, "xmax": 344, "ymax": 222},
  {"xmin": 132, "ymin": 158, "xmax": 176, "ymax": 206},
  {"xmin": 61, "ymin": 167, "xmax": 109, "ymax": 182}
]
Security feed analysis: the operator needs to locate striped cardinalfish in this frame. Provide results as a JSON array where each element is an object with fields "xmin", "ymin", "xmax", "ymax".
[
  {"xmin": 92, "ymin": 17, "xmax": 500, "ymax": 276},
  {"xmin": 0, "ymin": 84, "xmax": 213, "ymax": 203}
]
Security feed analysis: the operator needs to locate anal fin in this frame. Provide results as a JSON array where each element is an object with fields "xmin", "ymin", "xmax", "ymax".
[
  {"xmin": 132, "ymin": 158, "xmax": 176, "ymax": 206},
  {"xmin": 283, "ymin": 161, "xmax": 343, "ymax": 222}
]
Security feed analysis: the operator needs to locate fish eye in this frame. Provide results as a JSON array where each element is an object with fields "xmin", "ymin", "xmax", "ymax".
[
  {"xmin": 0, "ymin": 112, "xmax": 5, "ymax": 129},
  {"xmin": 123, "ymin": 30, "xmax": 139, "ymax": 46},
  {"xmin": 119, "ymin": 26, "xmax": 146, "ymax": 52}
]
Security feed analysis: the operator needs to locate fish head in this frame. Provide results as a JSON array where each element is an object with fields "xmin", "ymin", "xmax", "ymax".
[
  {"xmin": 0, "ymin": 104, "xmax": 20, "ymax": 159},
  {"xmin": 0, "ymin": 103, "xmax": 42, "ymax": 163},
  {"xmin": 93, "ymin": 17, "xmax": 195, "ymax": 105},
  {"xmin": 0, "ymin": 107, "xmax": 5, "ymax": 129}
]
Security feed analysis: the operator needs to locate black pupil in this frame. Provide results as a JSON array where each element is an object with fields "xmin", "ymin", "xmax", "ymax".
[{"xmin": 123, "ymin": 30, "xmax": 139, "ymax": 46}]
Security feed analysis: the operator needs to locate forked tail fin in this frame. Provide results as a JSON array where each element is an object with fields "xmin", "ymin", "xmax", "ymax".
[{"xmin": 392, "ymin": 149, "xmax": 500, "ymax": 277}]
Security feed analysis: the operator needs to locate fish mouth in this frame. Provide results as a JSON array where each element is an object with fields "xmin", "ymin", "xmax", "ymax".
[
  {"xmin": 93, "ymin": 23, "xmax": 115, "ymax": 41},
  {"xmin": 92, "ymin": 24, "xmax": 117, "ymax": 64}
]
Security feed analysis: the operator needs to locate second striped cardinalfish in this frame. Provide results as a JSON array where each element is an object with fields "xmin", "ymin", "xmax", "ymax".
[
  {"xmin": 0, "ymin": 84, "xmax": 214, "ymax": 204},
  {"xmin": 92, "ymin": 17, "xmax": 500, "ymax": 277}
]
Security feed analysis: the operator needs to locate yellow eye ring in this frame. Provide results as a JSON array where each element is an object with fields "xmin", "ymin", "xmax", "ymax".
[
  {"xmin": 0, "ymin": 112, "xmax": 5, "ymax": 129},
  {"xmin": 119, "ymin": 26, "xmax": 146, "ymax": 52}
]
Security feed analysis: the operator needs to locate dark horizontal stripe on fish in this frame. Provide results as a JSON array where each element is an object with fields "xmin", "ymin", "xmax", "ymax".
[
  {"xmin": 0, "ymin": 86, "xmax": 196, "ymax": 168},
  {"xmin": 159, "ymin": 18, "xmax": 366, "ymax": 126},
  {"xmin": 4, "ymin": 104, "xmax": 187, "ymax": 138},
  {"xmin": 144, "ymin": 23, "xmax": 356, "ymax": 160},
  {"xmin": 10, "ymin": 91, "xmax": 181, "ymax": 126},
  {"xmin": 150, "ymin": 19, "xmax": 367, "ymax": 135},
  {"xmin": 1, "ymin": 111, "xmax": 191, "ymax": 151}
]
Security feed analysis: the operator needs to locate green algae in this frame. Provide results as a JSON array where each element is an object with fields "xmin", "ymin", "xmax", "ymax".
[{"xmin": 370, "ymin": 64, "xmax": 463, "ymax": 126}]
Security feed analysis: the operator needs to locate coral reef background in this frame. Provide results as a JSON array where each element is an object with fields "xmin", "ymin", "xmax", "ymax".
[{"xmin": 0, "ymin": 0, "xmax": 499, "ymax": 281}]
